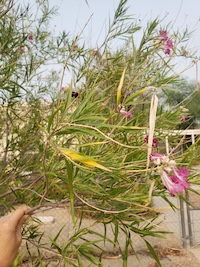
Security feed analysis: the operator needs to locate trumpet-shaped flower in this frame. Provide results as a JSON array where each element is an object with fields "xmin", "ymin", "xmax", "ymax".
[
  {"xmin": 181, "ymin": 115, "xmax": 188, "ymax": 123},
  {"xmin": 150, "ymin": 153, "xmax": 167, "ymax": 165},
  {"xmin": 157, "ymin": 30, "xmax": 174, "ymax": 55},
  {"xmin": 150, "ymin": 153, "xmax": 190, "ymax": 196},
  {"xmin": 120, "ymin": 108, "xmax": 133, "ymax": 120},
  {"xmin": 159, "ymin": 30, "xmax": 168, "ymax": 41},
  {"xmin": 171, "ymin": 166, "xmax": 190, "ymax": 189},
  {"xmin": 160, "ymin": 170, "xmax": 186, "ymax": 196}
]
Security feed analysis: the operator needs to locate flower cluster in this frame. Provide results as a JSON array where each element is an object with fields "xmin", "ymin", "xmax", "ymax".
[
  {"xmin": 28, "ymin": 35, "xmax": 33, "ymax": 41},
  {"xmin": 144, "ymin": 135, "xmax": 158, "ymax": 148},
  {"xmin": 181, "ymin": 115, "xmax": 188, "ymax": 123},
  {"xmin": 180, "ymin": 106, "xmax": 189, "ymax": 123},
  {"xmin": 150, "ymin": 153, "xmax": 190, "ymax": 196},
  {"xmin": 120, "ymin": 107, "xmax": 133, "ymax": 120},
  {"xmin": 157, "ymin": 30, "xmax": 173, "ymax": 55}
]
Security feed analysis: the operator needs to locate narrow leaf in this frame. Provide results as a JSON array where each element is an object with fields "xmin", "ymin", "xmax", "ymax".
[
  {"xmin": 59, "ymin": 148, "xmax": 111, "ymax": 172},
  {"xmin": 144, "ymin": 239, "xmax": 162, "ymax": 267},
  {"xmin": 65, "ymin": 161, "xmax": 75, "ymax": 223},
  {"xmin": 124, "ymin": 87, "xmax": 148, "ymax": 105},
  {"xmin": 117, "ymin": 67, "xmax": 126, "ymax": 105}
]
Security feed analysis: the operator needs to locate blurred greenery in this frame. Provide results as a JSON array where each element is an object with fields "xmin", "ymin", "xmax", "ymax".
[{"xmin": 160, "ymin": 78, "xmax": 200, "ymax": 128}]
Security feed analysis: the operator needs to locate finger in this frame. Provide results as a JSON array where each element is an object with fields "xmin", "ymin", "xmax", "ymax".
[
  {"xmin": 9, "ymin": 206, "xmax": 29, "ymax": 228},
  {"xmin": 18, "ymin": 213, "xmax": 29, "ymax": 228}
]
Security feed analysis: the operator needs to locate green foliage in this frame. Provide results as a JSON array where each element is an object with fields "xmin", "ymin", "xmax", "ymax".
[{"xmin": 0, "ymin": 0, "xmax": 199, "ymax": 266}]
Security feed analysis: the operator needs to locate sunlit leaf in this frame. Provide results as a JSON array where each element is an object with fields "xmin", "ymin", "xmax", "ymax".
[
  {"xmin": 124, "ymin": 87, "xmax": 149, "ymax": 105},
  {"xmin": 59, "ymin": 147, "xmax": 111, "ymax": 172},
  {"xmin": 117, "ymin": 67, "xmax": 126, "ymax": 105}
]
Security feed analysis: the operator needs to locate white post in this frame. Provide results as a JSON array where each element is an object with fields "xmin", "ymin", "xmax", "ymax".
[
  {"xmin": 165, "ymin": 136, "xmax": 169, "ymax": 155},
  {"xmin": 191, "ymin": 134, "xmax": 195, "ymax": 145}
]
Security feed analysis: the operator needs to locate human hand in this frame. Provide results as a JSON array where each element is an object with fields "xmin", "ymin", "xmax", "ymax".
[{"xmin": 0, "ymin": 206, "xmax": 29, "ymax": 267}]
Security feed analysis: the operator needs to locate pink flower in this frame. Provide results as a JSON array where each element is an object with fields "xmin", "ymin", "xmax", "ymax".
[
  {"xmin": 160, "ymin": 44, "xmax": 172, "ymax": 55},
  {"xmin": 150, "ymin": 153, "xmax": 165, "ymax": 165},
  {"xmin": 28, "ymin": 35, "xmax": 33, "ymax": 41},
  {"xmin": 181, "ymin": 115, "xmax": 187, "ymax": 123},
  {"xmin": 159, "ymin": 30, "xmax": 168, "ymax": 41},
  {"xmin": 164, "ymin": 48, "xmax": 171, "ymax": 55},
  {"xmin": 160, "ymin": 170, "xmax": 185, "ymax": 196},
  {"xmin": 144, "ymin": 135, "xmax": 148, "ymax": 143},
  {"xmin": 120, "ymin": 109, "xmax": 133, "ymax": 120},
  {"xmin": 171, "ymin": 167, "xmax": 190, "ymax": 189},
  {"xmin": 152, "ymin": 139, "xmax": 158, "ymax": 148},
  {"xmin": 157, "ymin": 30, "xmax": 173, "ymax": 55},
  {"xmin": 166, "ymin": 39, "xmax": 173, "ymax": 48},
  {"xmin": 150, "ymin": 153, "xmax": 190, "ymax": 196}
]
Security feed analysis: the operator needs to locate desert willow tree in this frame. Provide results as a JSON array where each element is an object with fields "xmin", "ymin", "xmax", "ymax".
[
  {"xmin": 0, "ymin": 0, "xmax": 199, "ymax": 266},
  {"xmin": 0, "ymin": 1, "xmax": 69, "ymax": 179}
]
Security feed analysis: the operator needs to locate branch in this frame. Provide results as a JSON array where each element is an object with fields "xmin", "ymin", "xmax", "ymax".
[
  {"xmin": 0, "ymin": 176, "xmax": 43, "ymax": 198},
  {"xmin": 25, "ymin": 200, "xmax": 85, "ymax": 215},
  {"xmin": 25, "ymin": 201, "xmax": 71, "ymax": 215},
  {"xmin": 0, "ymin": 0, "xmax": 14, "ymax": 17}
]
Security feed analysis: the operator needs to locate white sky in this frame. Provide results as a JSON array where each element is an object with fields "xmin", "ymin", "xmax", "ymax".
[{"xmin": 50, "ymin": 0, "xmax": 200, "ymax": 81}]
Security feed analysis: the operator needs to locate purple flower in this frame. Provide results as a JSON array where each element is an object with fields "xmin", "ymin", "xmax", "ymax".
[
  {"xmin": 159, "ymin": 30, "xmax": 168, "ymax": 41},
  {"xmin": 157, "ymin": 30, "xmax": 173, "ymax": 55},
  {"xmin": 144, "ymin": 135, "xmax": 158, "ymax": 148},
  {"xmin": 160, "ymin": 170, "xmax": 185, "ymax": 196},
  {"xmin": 160, "ymin": 44, "xmax": 172, "ymax": 55},
  {"xmin": 150, "ymin": 153, "xmax": 190, "ymax": 196},
  {"xmin": 181, "ymin": 115, "xmax": 187, "ymax": 123},
  {"xmin": 120, "ymin": 108, "xmax": 133, "ymax": 120},
  {"xmin": 150, "ymin": 153, "xmax": 164, "ymax": 160},
  {"xmin": 164, "ymin": 48, "xmax": 171, "ymax": 55},
  {"xmin": 152, "ymin": 139, "xmax": 158, "ymax": 148},
  {"xmin": 171, "ymin": 167, "xmax": 190, "ymax": 189},
  {"xmin": 144, "ymin": 135, "xmax": 148, "ymax": 143},
  {"xmin": 28, "ymin": 35, "xmax": 33, "ymax": 41},
  {"xmin": 166, "ymin": 39, "xmax": 173, "ymax": 48}
]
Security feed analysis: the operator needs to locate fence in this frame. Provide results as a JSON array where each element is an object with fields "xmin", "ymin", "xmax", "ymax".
[{"xmin": 161, "ymin": 128, "xmax": 200, "ymax": 155}]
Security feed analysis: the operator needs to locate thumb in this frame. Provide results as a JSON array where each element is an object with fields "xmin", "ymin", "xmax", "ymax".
[{"xmin": 9, "ymin": 206, "xmax": 29, "ymax": 229}]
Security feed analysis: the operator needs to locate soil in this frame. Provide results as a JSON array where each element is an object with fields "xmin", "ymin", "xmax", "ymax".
[
  {"xmin": 20, "ymin": 246, "xmax": 200, "ymax": 266},
  {"xmin": 19, "ymin": 206, "xmax": 200, "ymax": 267}
]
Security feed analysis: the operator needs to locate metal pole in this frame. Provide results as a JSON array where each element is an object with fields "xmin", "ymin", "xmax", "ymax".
[
  {"xmin": 179, "ymin": 197, "xmax": 187, "ymax": 248},
  {"xmin": 186, "ymin": 192, "xmax": 193, "ymax": 246}
]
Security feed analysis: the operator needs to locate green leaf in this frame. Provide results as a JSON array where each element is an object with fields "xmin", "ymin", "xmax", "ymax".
[
  {"xmin": 70, "ymin": 89, "xmax": 97, "ymax": 120},
  {"xmin": 144, "ymin": 239, "xmax": 162, "ymax": 267},
  {"xmin": 124, "ymin": 87, "xmax": 149, "ymax": 105},
  {"xmin": 47, "ymin": 106, "xmax": 62, "ymax": 133},
  {"xmin": 59, "ymin": 147, "xmax": 111, "ymax": 172},
  {"xmin": 65, "ymin": 160, "xmax": 75, "ymax": 223},
  {"xmin": 117, "ymin": 67, "xmax": 126, "ymax": 105}
]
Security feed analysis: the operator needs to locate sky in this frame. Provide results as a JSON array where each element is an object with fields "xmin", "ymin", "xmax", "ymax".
[{"xmin": 49, "ymin": 0, "xmax": 200, "ymax": 81}]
